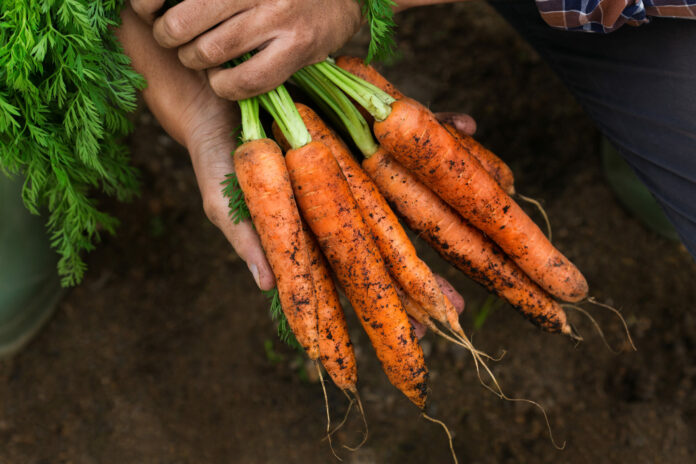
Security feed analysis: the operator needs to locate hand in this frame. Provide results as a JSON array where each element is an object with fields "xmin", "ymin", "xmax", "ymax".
[
  {"xmin": 435, "ymin": 111, "xmax": 478, "ymax": 135},
  {"xmin": 117, "ymin": 6, "xmax": 276, "ymax": 290},
  {"xmin": 130, "ymin": 0, "xmax": 362, "ymax": 100}
]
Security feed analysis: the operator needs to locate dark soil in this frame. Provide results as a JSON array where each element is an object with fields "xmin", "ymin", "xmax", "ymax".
[{"xmin": 2, "ymin": 3, "xmax": 695, "ymax": 463}]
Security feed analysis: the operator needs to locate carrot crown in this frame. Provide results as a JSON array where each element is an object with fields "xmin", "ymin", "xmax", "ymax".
[
  {"xmin": 293, "ymin": 66, "xmax": 379, "ymax": 157},
  {"xmin": 310, "ymin": 60, "xmax": 395, "ymax": 122}
]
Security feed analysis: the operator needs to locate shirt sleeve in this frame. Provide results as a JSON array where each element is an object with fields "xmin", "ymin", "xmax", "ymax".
[{"xmin": 535, "ymin": 0, "xmax": 696, "ymax": 33}]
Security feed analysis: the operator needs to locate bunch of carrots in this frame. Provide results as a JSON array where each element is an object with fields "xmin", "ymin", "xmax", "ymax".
[{"xmin": 225, "ymin": 56, "xmax": 627, "ymax": 461}]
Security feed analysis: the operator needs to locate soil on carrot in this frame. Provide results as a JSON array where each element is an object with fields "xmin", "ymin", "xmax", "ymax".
[{"xmin": 1, "ymin": 4, "xmax": 695, "ymax": 463}]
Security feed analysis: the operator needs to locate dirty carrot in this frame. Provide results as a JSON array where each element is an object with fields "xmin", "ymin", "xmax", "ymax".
[
  {"xmin": 232, "ymin": 97, "xmax": 319, "ymax": 359},
  {"xmin": 302, "ymin": 223, "xmax": 358, "ymax": 391},
  {"xmin": 335, "ymin": 56, "xmax": 515, "ymax": 195},
  {"xmin": 442, "ymin": 123, "xmax": 516, "ymax": 195},
  {"xmin": 312, "ymin": 60, "xmax": 588, "ymax": 303},
  {"xmin": 274, "ymin": 97, "xmax": 453, "ymax": 329},
  {"xmin": 292, "ymin": 66, "xmax": 556, "ymax": 336},
  {"xmin": 363, "ymin": 149, "xmax": 575, "ymax": 336},
  {"xmin": 262, "ymin": 81, "xmax": 429, "ymax": 409},
  {"xmin": 288, "ymin": 141, "xmax": 429, "ymax": 409}
]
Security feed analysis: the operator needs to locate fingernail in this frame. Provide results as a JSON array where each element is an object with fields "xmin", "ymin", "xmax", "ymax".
[{"xmin": 248, "ymin": 263, "xmax": 261, "ymax": 288}]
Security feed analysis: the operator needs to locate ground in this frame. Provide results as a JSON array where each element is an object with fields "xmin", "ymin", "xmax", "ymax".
[{"xmin": 1, "ymin": 3, "xmax": 695, "ymax": 463}]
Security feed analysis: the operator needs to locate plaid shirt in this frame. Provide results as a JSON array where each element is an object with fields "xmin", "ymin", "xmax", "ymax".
[{"xmin": 536, "ymin": 0, "xmax": 696, "ymax": 32}]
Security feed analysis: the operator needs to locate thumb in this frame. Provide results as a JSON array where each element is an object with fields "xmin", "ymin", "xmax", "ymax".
[{"xmin": 435, "ymin": 112, "xmax": 477, "ymax": 136}]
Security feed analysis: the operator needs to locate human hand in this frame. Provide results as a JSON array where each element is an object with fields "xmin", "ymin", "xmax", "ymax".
[
  {"xmin": 130, "ymin": 0, "xmax": 362, "ymax": 100},
  {"xmin": 117, "ymin": 6, "xmax": 276, "ymax": 290}
]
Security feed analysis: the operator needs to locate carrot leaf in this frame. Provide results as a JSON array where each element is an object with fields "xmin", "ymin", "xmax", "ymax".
[
  {"xmin": 1, "ymin": 0, "xmax": 144, "ymax": 286},
  {"xmin": 264, "ymin": 288, "xmax": 304, "ymax": 352},
  {"xmin": 221, "ymin": 173, "xmax": 251, "ymax": 224},
  {"xmin": 360, "ymin": 0, "xmax": 398, "ymax": 63}
]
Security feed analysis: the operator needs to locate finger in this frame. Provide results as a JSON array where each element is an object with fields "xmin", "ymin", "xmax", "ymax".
[
  {"xmin": 130, "ymin": 0, "xmax": 166, "ymax": 24},
  {"xmin": 409, "ymin": 316, "xmax": 428, "ymax": 339},
  {"xmin": 187, "ymin": 112, "xmax": 275, "ymax": 290},
  {"xmin": 207, "ymin": 34, "xmax": 313, "ymax": 101},
  {"xmin": 434, "ymin": 274, "xmax": 465, "ymax": 314},
  {"xmin": 178, "ymin": 9, "xmax": 271, "ymax": 71},
  {"xmin": 153, "ymin": 0, "xmax": 253, "ymax": 48},
  {"xmin": 435, "ymin": 112, "xmax": 478, "ymax": 136}
]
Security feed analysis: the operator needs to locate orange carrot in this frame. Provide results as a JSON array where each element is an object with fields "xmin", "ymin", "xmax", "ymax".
[
  {"xmin": 442, "ymin": 123, "xmax": 515, "ymax": 196},
  {"xmin": 275, "ymin": 104, "xmax": 457, "ymax": 330},
  {"xmin": 373, "ymin": 97, "xmax": 588, "ymax": 303},
  {"xmin": 302, "ymin": 223, "xmax": 358, "ymax": 391},
  {"xmin": 285, "ymin": 140, "xmax": 429, "ymax": 409},
  {"xmin": 233, "ymin": 139, "xmax": 320, "ymax": 358},
  {"xmin": 363, "ymin": 149, "xmax": 574, "ymax": 335},
  {"xmin": 335, "ymin": 56, "xmax": 515, "ymax": 194}
]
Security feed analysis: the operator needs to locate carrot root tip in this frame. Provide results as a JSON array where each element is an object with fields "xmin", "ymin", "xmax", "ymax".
[
  {"xmin": 421, "ymin": 413, "xmax": 459, "ymax": 464},
  {"xmin": 562, "ymin": 321, "xmax": 583, "ymax": 342},
  {"xmin": 586, "ymin": 297, "xmax": 637, "ymax": 351},
  {"xmin": 343, "ymin": 389, "xmax": 369, "ymax": 452},
  {"xmin": 316, "ymin": 362, "xmax": 342, "ymax": 461}
]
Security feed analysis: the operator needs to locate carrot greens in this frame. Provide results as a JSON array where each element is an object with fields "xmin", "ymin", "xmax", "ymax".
[{"xmin": 0, "ymin": 1, "xmax": 144, "ymax": 286}]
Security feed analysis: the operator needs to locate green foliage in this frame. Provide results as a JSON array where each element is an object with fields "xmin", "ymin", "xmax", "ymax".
[
  {"xmin": 359, "ymin": 0, "xmax": 398, "ymax": 63},
  {"xmin": 0, "ymin": 0, "xmax": 145, "ymax": 286},
  {"xmin": 221, "ymin": 172, "xmax": 251, "ymax": 224},
  {"xmin": 264, "ymin": 288, "xmax": 303, "ymax": 352}
]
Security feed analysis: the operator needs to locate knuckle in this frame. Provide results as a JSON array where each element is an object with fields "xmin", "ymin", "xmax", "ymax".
[
  {"xmin": 271, "ymin": 0, "xmax": 291, "ymax": 14},
  {"xmin": 236, "ymin": 70, "xmax": 264, "ymax": 95},
  {"xmin": 208, "ymin": 73, "xmax": 234, "ymax": 99},
  {"xmin": 291, "ymin": 27, "xmax": 315, "ymax": 50},
  {"xmin": 130, "ymin": 0, "xmax": 147, "ymax": 17},
  {"xmin": 202, "ymin": 197, "xmax": 224, "ymax": 226},
  {"xmin": 160, "ymin": 13, "xmax": 188, "ymax": 45},
  {"xmin": 196, "ymin": 39, "xmax": 224, "ymax": 66}
]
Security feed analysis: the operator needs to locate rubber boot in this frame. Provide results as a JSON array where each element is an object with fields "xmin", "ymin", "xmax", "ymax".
[
  {"xmin": 0, "ymin": 174, "xmax": 63, "ymax": 358},
  {"xmin": 601, "ymin": 139, "xmax": 680, "ymax": 242}
]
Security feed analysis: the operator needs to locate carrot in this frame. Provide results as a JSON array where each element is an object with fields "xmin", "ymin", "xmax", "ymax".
[
  {"xmin": 335, "ymin": 56, "xmax": 515, "ymax": 195},
  {"xmin": 368, "ymin": 96, "xmax": 587, "ymax": 303},
  {"xmin": 274, "ymin": 103, "xmax": 456, "ymax": 329},
  {"xmin": 362, "ymin": 149, "xmax": 575, "ymax": 336},
  {"xmin": 302, "ymin": 223, "xmax": 357, "ymax": 391},
  {"xmin": 233, "ymin": 137, "xmax": 320, "ymax": 359},
  {"xmin": 442, "ymin": 123, "xmax": 516, "ymax": 195},
  {"xmin": 294, "ymin": 64, "xmax": 571, "ymax": 333},
  {"xmin": 286, "ymin": 140, "xmax": 429, "ymax": 409}
]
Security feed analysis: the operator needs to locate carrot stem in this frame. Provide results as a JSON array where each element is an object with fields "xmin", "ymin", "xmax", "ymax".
[
  {"xmin": 239, "ymin": 97, "xmax": 266, "ymax": 143},
  {"xmin": 293, "ymin": 67, "xmax": 378, "ymax": 157},
  {"xmin": 258, "ymin": 84, "xmax": 311, "ymax": 149},
  {"xmin": 310, "ymin": 61, "xmax": 394, "ymax": 121}
]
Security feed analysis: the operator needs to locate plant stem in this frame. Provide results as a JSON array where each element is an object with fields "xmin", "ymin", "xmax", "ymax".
[
  {"xmin": 239, "ymin": 97, "xmax": 265, "ymax": 143},
  {"xmin": 293, "ymin": 67, "xmax": 379, "ymax": 157},
  {"xmin": 310, "ymin": 61, "xmax": 395, "ymax": 121},
  {"xmin": 258, "ymin": 84, "xmax": 311, "ymax": 150}
]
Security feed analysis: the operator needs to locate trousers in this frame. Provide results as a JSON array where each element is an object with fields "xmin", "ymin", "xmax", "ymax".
[{"xmin": 489, "ymin": 0, "xmax": 696, "ymax": 258}]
